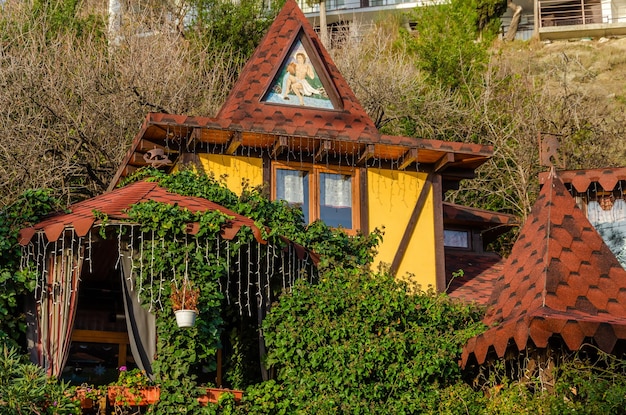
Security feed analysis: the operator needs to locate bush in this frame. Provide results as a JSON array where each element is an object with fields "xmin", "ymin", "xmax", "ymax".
[
  {"xmin": 251, "ymin": 267, "xmax": 485, "ymax": 414},
  {"xmin": 0, "ymin": 345, "xmax": 80, "ymax": 414}
]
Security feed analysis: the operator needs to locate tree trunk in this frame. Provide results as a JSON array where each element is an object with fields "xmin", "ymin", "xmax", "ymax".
[
  {"xmin": 505, "ymin": 1, "xmax": 523, "ymax": 41},
  {"xmin": 319, "ymin": 0, "xmax": 329, "ymax": 48},
  {"xmin": 108, "ymin": 0, "xmax": 122, "ymax": 47}
]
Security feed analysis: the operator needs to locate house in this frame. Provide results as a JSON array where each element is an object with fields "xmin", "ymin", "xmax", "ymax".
[
  {"xmin": 17, "ymin": 0, "xmax": 502, "ymax": 389},
  {"xmin": 19, "ymin": 179, "xmax": 317, "ymax": 383},
  {"xmin": 294, "ymin": 0, "xmax": 421, "ymax": 41},
  {"xmin": 294, "ymin": 0, "xmax": 626, "ymax": 43},
  {"xmin": 110, "ymin": 0, "xmax": 496, "ymax": 291}
]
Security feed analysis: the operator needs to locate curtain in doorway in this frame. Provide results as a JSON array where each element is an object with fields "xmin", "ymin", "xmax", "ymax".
[
  {"xmin": 119, "ymin": 245, "xmax": 156, "ymax": 379},
  {"xmin": 33, "ymin": 241, "xmax": 83, "ymax": 377}
]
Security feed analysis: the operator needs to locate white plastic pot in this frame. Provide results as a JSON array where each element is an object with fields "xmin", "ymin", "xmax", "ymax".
[{"xmin": 174, "ymin": 309, "xmax": 198, "ymax": 328}]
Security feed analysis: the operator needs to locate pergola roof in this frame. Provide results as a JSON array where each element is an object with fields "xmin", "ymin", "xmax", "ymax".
[
  {"xmin": 461, "ymin": 171, "xmax": 626, "ymax": 368},
  {"xmin": 108, "ymin": 0, "xmax": 492, "ymax": 189},
  {"xmin": 18, "ymin": 180, "xmax": 265, "ymax": 246}
]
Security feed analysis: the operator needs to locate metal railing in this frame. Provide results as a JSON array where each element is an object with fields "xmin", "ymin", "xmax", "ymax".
[
  {"xmin": 538, "ymin": 0, "xmax": 607, "ymax": 28},
  {"xmin": 296, "ymin": 0, "xmax": 418, "ymax": 14}
]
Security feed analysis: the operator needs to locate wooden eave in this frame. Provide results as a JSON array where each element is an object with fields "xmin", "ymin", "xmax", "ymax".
[{"xmin": 109, "ymin": 114, "xmax": 493, "ymax": 191}]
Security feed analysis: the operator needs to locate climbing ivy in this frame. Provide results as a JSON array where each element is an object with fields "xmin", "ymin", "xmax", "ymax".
[
  {"xmin": 125, "ymin": 199, "xmax": 232, "ymax": 414},
  {"xmin": 119, "ymin": 167, "xmax": 384, "ymax": 412},
  {"xmin": 0, "ymin": 189, "xmax": 63, "ymax": 348}
]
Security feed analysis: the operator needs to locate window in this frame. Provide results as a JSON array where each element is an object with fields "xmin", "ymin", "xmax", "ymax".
[
  {"xmin": 444, "ymin": 229, "xmax": 470, "ymax": 249},
  {"xmin": 272, "ymin": 162, "xmax": 359, "ymax": 231}
]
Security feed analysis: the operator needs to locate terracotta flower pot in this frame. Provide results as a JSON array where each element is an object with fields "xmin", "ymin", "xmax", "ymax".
[
  {"xmin": 107, "ymin": 386, "xmax": 160, "ymax": 406},
  {"xmin": 197, "ymin": 387, "xmax": 244, "ymax": 405},
  {"xmin": 74, "ymin": 388, "xmax": 95, "ymax": 409}
]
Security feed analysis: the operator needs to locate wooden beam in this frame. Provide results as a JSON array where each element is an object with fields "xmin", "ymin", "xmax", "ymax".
[
  {"xmin": 390, "ymin": 174, "xmax": 433, "ymax": 277},
  {"xmin": 441, "ymin": 168, "xmax": 475, "ymax": 180},
  {"xmin": 262, "ymin": 154, "xmax": 271, "ymax": 195},
  {"xmin": 357, "ymin": 144, "xmax": 375, "ymax": 165},
  {"xmin": 315, "ymin": 140, "xmax": 332, "ymax": 162},
  {"xmin": 434, "ymin": 153, "xmax": 454, "ymax": 172},
  {"xmin": 225, "ymin": 132, "xmax": 242, "ymax": 155},
  {"xmin": 130, "ymin": 152, "xmax": 148, "ymax": 165},
  {"xmin": 71, "ymin": 329, "xmax": 131, "ymax": 369},
  {"xmin": 359, "ymin": 167, "xmax": 369, "ymax": 234},
  {"xmin": 270, "ymin": 136, "xmax": 288, "ymax": 159},
  {"xmin": 123, "ymin": 165, "xmax": 138, "ymax": 177},
  {"xmin": 432, "ymin": 174, "xmax": 446, "ymax": 292},
  {"xmin": 398, "ymin": 148, "xmax": 419, "ymax": 170}
]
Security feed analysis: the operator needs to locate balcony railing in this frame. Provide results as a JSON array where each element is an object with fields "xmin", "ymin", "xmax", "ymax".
[
  {"xmin": 538, "ymin": 0, "xmax": 607, "ymax": 28},
  {"xmin": 296, "ymin": 0, "xmax": 419, "ymax": 14}
]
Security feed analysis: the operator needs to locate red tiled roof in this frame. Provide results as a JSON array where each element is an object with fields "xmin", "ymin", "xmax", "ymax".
[
  {"xmin": 461, "ymin": 171, "xmax": 626, "ymax": 368},
  {"xmin": 216, "ymin": 0, "xmax": 380, "ymax": 143},
  {"xmin": 539, "ymin": 167, "xmax": 626, "ymax": 193},
  {"xmin": 18, "ymin": 181, "xmax": 264, "ymax": 245},
  {"xmin": 446, "ymin": 251, "xmax": 503, "ymax": 305}
]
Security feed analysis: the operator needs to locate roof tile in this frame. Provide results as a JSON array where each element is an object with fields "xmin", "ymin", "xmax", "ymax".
[
  {"xmin": 215, "ymin": 0, "xmax": 380, "ymax": 143},
  {"xmin": 19, "ymin": 181, "xmax": 265, "ymax": 245}
]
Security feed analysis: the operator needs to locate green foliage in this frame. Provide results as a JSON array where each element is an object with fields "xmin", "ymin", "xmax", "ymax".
[
  {"xmin": 255, "ymin": 267, "xmax": 485, "ymax": 414},
  {"xmin": 301, "ymin": 221, "xmax": 383, "ymax": 270},
  {"xmin": 120, "ymin": 168, "xmax": 384, "ymax": 404},
  {"xmin": 0, "ymin": 0, "xmax": 105, "ymax": 44},
  {"xmin": 201, "ymin": 392, "xmax": 238, "ymax": 415},
  {"xmin": 548, "ymin": 354, "xmax": 626, "ymax": 414},
  {"xmin": 31, "ymin": 0, "xmax": 104, "ymax": 39},
  {"xmin": 0, "ymin": 345, "xmax": 80, "ymax": 414},
  {"xmin": 127, "ymin": 199, "xmax": 227, "ymax": 414},
  {"xmin": 404, "ymin": 0, "xmax": 505, "ymax": 96},
  {"xmin": 0, "ymin": 189, "xmax": 62, "ymax": 348}
]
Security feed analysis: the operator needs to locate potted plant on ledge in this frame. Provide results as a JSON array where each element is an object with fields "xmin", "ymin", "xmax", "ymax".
[
  {"xmin": 171, "ymin": 280, "xmax": 199, "ymax": 328},
  {"xmin": 108, "ymin": 367, "xmax": 159, "ymax": 407}
]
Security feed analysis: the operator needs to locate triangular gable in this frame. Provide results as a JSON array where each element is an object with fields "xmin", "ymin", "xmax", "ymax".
[
  {"xmin": 217, "ymin": 0, "xmax": 380, "ymax": 142},
  {"xmin": 262, "ymin": 30, "xmax": 340, "ymax": 110},
  {"xmin": 461, "ymin": 171, "xmax": 626, "ymax": 367}
]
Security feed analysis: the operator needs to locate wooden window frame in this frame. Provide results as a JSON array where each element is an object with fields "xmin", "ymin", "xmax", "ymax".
[{"xmin": 271, "ymin": 161, "xmax": 360, "ymax": 233}]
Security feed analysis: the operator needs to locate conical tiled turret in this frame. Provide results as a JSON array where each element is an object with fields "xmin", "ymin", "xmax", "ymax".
[{"xmin": 462, "ymin": 171, "xmax": 626, "ymax": 367}]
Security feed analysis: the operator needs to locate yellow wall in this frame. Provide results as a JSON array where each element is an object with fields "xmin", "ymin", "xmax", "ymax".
[
  {"xmin": 368, "ymin": 169, "xmax": 437, "ymax": 290},
  {"xmin": 190, "ymin": 156, "xmax": 437, "ymax": 288},
  {"xmin": 196, "ymin": 154, "xmax": 264, "ymax": 195}
]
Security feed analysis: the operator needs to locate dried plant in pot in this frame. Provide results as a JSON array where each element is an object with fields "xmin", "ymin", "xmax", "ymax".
[{"xmin": 171, "ymin": 280, "xmax": 199, "ymax": 328}]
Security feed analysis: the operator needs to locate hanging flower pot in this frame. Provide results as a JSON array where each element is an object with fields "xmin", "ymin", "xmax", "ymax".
[
  {"xmin": 174, "ymin": 309, "xmax": 198, "ymax": 328},
  {"xmin": 171, "ymin": 280, "xmax": 199, "ymax": 328}
]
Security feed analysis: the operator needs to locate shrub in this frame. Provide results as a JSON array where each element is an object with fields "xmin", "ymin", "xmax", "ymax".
[
  {"xmin": 0, "ymin": 345, "xmax": 80, "ymax": 414},
  {"xmin": 253, "ymin": 267, "xmax": 485, "ymax": 414}
]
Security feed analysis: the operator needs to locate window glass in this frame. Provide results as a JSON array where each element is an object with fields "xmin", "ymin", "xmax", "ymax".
[
  {"xmin": 276, "ymin": 168, "xmax": 309, "ymax": 223},
  {"xmin": 319, "ymin": 172, "xmax": 352, "ymax": 229},
  {"xmin": 444, "ymin": 230, "xmax": 469, "ymax": 248},
  {"xmin": 588, "ymin": 199, "xmax": 626, "ymax": 268}
]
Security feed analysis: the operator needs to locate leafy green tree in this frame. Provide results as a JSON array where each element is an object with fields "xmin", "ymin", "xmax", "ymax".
[
  {"xmin": 185, "ymin": 0, "xmax": 284, "ymax": 66},
  {"xmin": 404, "ymin": 0, "xmax": 505, "ymax": 96}
]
